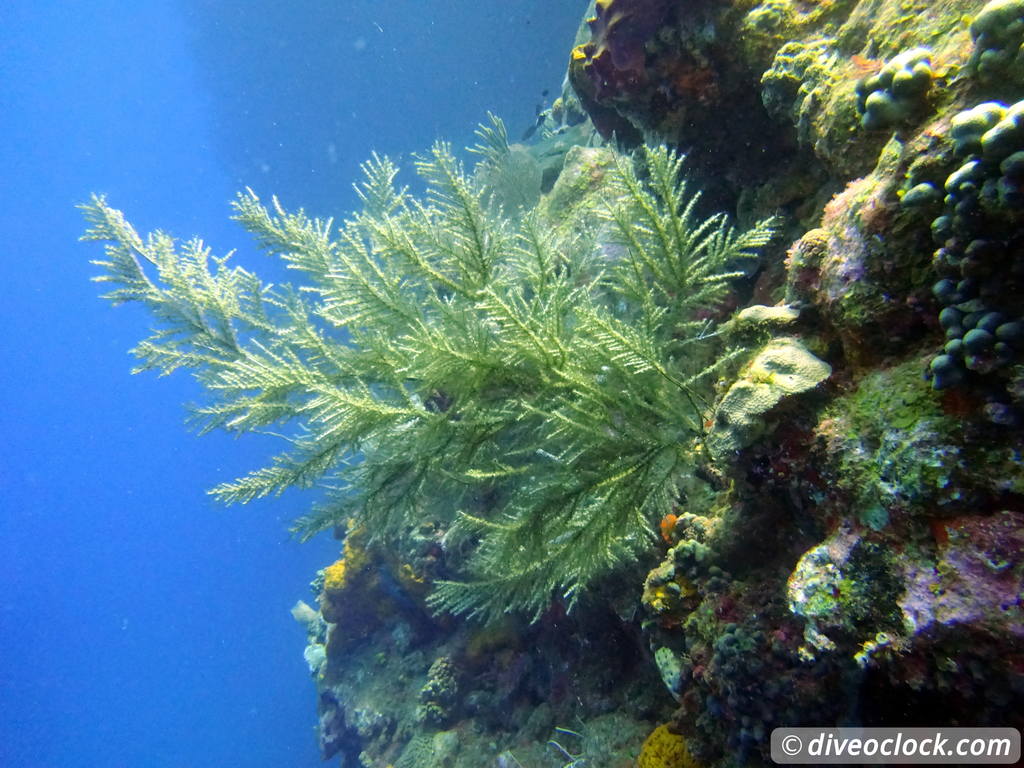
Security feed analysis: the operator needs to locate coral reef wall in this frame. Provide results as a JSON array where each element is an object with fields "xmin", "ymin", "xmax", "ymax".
[
  {"xmin": 566, "ymin": 0, "xmax": 1024, "ymax": 764},
  {"xmin": 301, "ymin": 1, "xmax": 1024, "ymax": 766}
]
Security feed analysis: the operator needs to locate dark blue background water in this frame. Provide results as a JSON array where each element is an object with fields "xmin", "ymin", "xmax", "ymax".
[{"xmin": 0, "ymin": 3, "xmax": 583, "ymax": 765}]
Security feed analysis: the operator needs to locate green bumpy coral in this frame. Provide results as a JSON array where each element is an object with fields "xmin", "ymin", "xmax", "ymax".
[
  {"xmin": 855, "ymin": 47, "xmax": 934, "ymax": 130},
  {"xmin": 80, "ymin": 119, "xmax": 775, "ymax": 623},
  {"xmin": 970, "ymin": 0, "xmax": 1024, "ymax": 86}
]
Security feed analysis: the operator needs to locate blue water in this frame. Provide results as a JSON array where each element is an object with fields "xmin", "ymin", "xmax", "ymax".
[{"xmin": 0, "ymin": 3, "xmax": 582, "ymax": 765}]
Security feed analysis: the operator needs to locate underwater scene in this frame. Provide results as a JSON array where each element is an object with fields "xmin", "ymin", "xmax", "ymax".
[{"xmin": 3, "ymin": 0, "xmax": 1024, "ymax": 766}]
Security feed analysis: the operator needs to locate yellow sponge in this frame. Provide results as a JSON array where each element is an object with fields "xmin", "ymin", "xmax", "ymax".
[{"xmin": 638, "ymin": 724, "xmax": 701, "ymax": 768}]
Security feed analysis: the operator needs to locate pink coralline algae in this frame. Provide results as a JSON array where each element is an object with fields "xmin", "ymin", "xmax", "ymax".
[{"xmin": 901, "ymin": 510, "xmax": 1024, "ymax": 638}]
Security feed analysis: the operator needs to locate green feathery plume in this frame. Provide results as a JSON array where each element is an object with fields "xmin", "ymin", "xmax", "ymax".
[{"xmin": 81, "ymin": 122, "xmax": 775, "ymax": 623}]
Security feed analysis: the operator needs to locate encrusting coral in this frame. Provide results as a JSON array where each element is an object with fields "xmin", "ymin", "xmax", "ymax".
[{"xmin": 705, "ymin": 337, "xmax": 831, "ymax": 461}]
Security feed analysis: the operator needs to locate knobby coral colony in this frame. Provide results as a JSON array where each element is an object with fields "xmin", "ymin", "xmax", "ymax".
[{"xmin": 82, "ymin": 0, "xmax": 1024, "ymax": 765}]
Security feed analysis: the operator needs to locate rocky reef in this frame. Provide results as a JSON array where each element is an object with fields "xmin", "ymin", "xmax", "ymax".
[
  {"xmin": 303, "ymin": 527, "xmax": 668, "ymax": 766},
  {"xmin": 299, "ymin": 1, "xmax": 1024, "ymax": 765}
]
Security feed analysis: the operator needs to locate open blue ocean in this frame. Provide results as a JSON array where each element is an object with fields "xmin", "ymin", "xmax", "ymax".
[{"xmin": 0, "ymin": 3, "xmax": 582, "ymax": 765}]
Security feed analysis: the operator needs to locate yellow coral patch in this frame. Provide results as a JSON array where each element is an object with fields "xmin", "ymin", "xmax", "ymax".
[
  {"xmin": 396, "ymin": 562, "xmax": 429, "ymax": 596},
  {"xmin": 322, "ymin": 558, "xmax": 349, "ymax": 593},
  {"xmin": 646, "ymin": 584, "xmax": 675, "ymax": 613},
  {"xmin": 638, "ymin": 724, "xmax": 701, "ymax": 768},
  {"xmin": 322, "ymin": 523, "xmax": 372, "ymax": 595},
  {"xmin": 322, "ymin": 521, "xmax": 372, "ymax": 596},
  {"xmin": 643, "ymin": 576, "xmax": 699, "ymax": 615}
]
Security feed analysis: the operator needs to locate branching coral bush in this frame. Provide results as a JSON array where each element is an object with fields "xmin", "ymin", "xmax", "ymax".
[{"xmin": 81, "ymin": 120, "xmax": 775, "ymax": 622}]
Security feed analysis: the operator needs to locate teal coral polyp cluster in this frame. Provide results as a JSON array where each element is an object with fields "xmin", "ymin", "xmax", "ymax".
[
  {"xmin": 970, "ymin": 0, "xmax": 1024, "ymax": 84},
  {"xmin": 855, "ymin": 47, "xmax": 934, "ymax": 130},
  {"xmin": 927, "ymin": 99, "xmax": 1024, "ymax": 405}
]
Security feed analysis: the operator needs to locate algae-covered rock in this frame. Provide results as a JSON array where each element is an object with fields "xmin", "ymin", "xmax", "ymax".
[
  {"xmin": 900, "ymin": 510, "xmax": 1024, "ymax": 643},
  {"xmin": 761, "ymin": 38, "xmax": 840, "ymax": 146},
  {"xmin": 707, "ymin": 337, "xmax": 831, "ymax": 460},
  {"xmin": 539, "ymin": 144, "xmax": 617, "ymax": 233},
  {"xmin": 579, "ymin": 713, "xmax": 652, "ymax": 767},
  {"xmin": 819, "ymin": 355, "xmax": 1024, "ymax": 521},
  {"xmin": 787, "ymin": 526, "xmax": 902, "ymax": 661}
]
